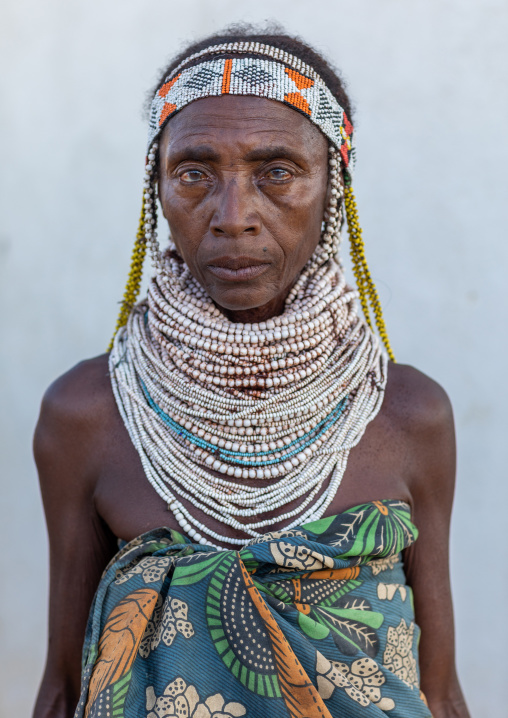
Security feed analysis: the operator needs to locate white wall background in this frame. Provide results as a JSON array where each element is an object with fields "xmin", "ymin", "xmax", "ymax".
[{"xmin": 1, "ymin": 0, "xmax": 507, "ymax": 715}]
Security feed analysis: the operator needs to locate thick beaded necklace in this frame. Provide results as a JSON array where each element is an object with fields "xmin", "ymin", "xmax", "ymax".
[
  {"xmin": 109, "ymin": 45, "xmax": 391, "ymax": 548},
  {"xmin": 110, "ymin": 153, "xmax": 387, "ymax": 548}
]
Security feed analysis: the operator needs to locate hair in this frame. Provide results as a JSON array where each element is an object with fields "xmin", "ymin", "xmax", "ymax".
[{"xmin": 145, "ymin": 22, "xmax": 354, "ymax": 124}]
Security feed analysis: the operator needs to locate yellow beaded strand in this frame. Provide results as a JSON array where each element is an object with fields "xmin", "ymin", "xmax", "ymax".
[
  {"xmin": 344, "ymin": 185, "xmax": 396, "ymax": 362},
  {"xmin": 107, "ymin": 193, "xmax": 147, "ymax": 352}
]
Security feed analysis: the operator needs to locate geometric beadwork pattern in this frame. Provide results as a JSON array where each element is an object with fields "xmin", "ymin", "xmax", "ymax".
[{"xmin": 148, "ymin": 55, "xmax": 355, "ymax": 176}]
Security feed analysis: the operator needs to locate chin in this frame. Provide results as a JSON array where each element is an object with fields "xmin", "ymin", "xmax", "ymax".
[
  {"xmin": 208, "ymin": 288, "xmax": 275, "ymax": 315},
  {"xmin": 213, "ymin": 295, "xmax": 270, "ymax": 313},
  {"xmin": 210, "ymin": 289, "xmax": 275, "ymax": 322}
]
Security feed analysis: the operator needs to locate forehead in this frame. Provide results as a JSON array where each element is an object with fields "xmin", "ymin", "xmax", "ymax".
[{"xmin": 159, "ymin": 95, "xmax": 328, "ymax": 157}]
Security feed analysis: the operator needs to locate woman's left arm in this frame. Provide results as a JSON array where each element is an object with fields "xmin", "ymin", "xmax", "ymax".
[{"xmin": 403, "ymin": 376, "xmax": 471, "ymax": 718}]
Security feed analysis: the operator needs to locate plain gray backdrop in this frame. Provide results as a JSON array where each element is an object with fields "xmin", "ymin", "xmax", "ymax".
[{"xmin": 1, "ymin": 0, "xmax": 507, "ymax": 715}]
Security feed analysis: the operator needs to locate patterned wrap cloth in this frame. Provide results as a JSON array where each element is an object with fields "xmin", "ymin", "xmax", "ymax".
[{"xmin": 74, "ymin": 500, "xmax": 431, "ymax": 718}]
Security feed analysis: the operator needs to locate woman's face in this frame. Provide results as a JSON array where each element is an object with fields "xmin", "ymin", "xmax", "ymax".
[{"xmin": 158, "ymin": 95, "xmax": 329, "ymax": 321}]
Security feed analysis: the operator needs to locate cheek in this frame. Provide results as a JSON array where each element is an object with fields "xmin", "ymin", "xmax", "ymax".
[
  {"xmin": 272, "ymin": 185, "xmax": 326, "ymax": 257},
  {"xmin": 159, "ymin": 184, "xmax": 202, "ymax": 255},
  {"xmin": 285, "ymin": 172, "xmax": 328, "ymax": 226},
  {"xmin": 160, "ymin": 180, "xmax": 187, "ymax": 224}
]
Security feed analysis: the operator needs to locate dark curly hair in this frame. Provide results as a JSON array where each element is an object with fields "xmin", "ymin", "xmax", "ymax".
[{"xmin": 145, "ymin": 22, "xmax": 354, "ymax": 123}]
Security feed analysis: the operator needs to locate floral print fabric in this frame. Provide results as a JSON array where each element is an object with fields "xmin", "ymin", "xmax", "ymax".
[{"xmin": 74, "ymin": 500, "xmax": 431, "ymax": 717}]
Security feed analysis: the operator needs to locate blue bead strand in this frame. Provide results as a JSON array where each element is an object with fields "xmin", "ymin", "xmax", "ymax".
[{"xmin": 141, "ymin": 380, "xmax": 348, "ymax": 467}]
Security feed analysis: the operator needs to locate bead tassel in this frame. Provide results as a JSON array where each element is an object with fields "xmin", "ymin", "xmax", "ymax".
[
  {"xmin": 107, "ymin": 195, "xmax": 147, "ymax": 352},
  {"xmin": 344, "ymin": 185, "xmax": 396, "ymax": 362}
]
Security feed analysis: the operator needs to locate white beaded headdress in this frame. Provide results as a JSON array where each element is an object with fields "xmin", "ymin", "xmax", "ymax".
[
  {"xmin": 108, "ymin": 41, "xmax": 395, "ymax": 548},
  {"xmin": 147, "ymin": 42, "xmax": 356, "ymax": 181}
]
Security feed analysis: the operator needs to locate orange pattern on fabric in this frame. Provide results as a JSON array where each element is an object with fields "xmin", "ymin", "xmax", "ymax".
[
  {"xmin": 373, "ymin": 500, "xmax": 389, "ymax": 516},
  {"xmin": 295, "ymin": 602, "xmax": 311, "ymax": 615},
  {"xmin": 285, "ymin": 67, "xmax": 315, "ymax": 90},
  {"xmin": 292, "ymin": 577, "xmax": 302, "ymax": 603},
  {"xmin": 221, "ymin": 58, "xmax": 233, "ymax": 94},
  {"xmin": 158, "ymin": 74, "xmax": 181, "ymax": 98},
  {"xmin": 239, "ymin": 559, "xmax": 332, "ymax": 718},
  {"xmin": 84, "ymin": 588, "xmax": 158, "ymax": 716},
  {"xmin": 284, "ymin": 92, "xmax": 311, "ymax": 115},
  {"xmin": 159, "ymin": 102, "xmax": 178, "ymax": 126},
  {"xmin": 303, "ymin": 566, "xmax": 361, "ymax": 581}
]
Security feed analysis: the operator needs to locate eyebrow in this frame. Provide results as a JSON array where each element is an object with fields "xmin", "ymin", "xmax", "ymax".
[
  {"xmin": 242, "ymin": 146, "xmax": 306, "ymax": 164},
  {"xmin": 169, "ymin": 145, "xmax": 221, "ymax": 163},
  {"xmin": 169, "ymin": 144, "xmax": 306, "ymax": 165}
]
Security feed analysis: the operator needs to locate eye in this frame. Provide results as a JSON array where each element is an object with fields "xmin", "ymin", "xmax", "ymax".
[
  {"xmin": 265, "ymin": 167, "xmax": 292, "ymax": 182},
  {"xmin": 264, "ymin": 167, "xmax": 293, "ymax": 181},
  {"xmin": 179, "ymin": 169, "xmax": 207, "ymax": 183}
]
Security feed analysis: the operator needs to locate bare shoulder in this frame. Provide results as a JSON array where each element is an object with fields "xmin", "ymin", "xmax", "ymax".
[
  {"xmin": 34, "ymin": 354, "xmax": 116, "ymax": 490},
  {"xmin": 38, "ymin": 353, "xmax": 113, "ymax": 423},
  {"xmin": 383, "ymin": 361, "xmax": 454, "ymax": 435},
  {"xmin": 383, "ymin": 362, "xmax": 456, "ymax": 499}
]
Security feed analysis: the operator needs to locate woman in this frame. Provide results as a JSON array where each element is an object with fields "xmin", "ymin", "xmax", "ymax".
[{"xmin": 33, "ymin": 29, "xmax": 470, "ymax": 718}]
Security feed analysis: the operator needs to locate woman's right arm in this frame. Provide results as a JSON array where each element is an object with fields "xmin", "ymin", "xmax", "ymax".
[{"xmin": 32, "ymin": 361, "xmax": 118, "ymax": 718}]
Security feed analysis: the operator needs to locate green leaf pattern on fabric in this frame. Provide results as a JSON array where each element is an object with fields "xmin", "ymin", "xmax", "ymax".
[{"xmin": 75, "ymin": 500, "xmax": 431, "ymax": 718}]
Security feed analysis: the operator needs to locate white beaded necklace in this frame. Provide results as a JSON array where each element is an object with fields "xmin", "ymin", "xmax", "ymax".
[
  {"xmin": 110, "ymin": 141, "xmax": 387, "ymax": 548},
  {"xmin": 109, "ymin": 46, "xmax": 387, "ymax": 548}
]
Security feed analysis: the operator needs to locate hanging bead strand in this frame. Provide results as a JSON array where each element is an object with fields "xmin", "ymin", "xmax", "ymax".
[{"xmin": 344, "ymin": 183, "xmax": 396, "ymax": 362}]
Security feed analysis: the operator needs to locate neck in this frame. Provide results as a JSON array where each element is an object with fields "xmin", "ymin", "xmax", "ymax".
[{"xmin": 213, "ymin": 284, "xmax": 294, "ymax": 324}]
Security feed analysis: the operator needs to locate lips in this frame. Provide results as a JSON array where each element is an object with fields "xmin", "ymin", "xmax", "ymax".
[{"xmin": 207, "ymin": 256, "xmax": 270, "ymax": 281}]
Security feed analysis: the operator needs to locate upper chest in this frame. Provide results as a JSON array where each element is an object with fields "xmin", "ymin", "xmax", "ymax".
[{"xmin": 94, "ymin": 384, "xmax": 413, "ymax": 543}]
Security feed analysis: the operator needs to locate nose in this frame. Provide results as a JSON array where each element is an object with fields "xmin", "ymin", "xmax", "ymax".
[{"xmin": 210, "ymin": 178, "xmax": 261, "ymax": 238}]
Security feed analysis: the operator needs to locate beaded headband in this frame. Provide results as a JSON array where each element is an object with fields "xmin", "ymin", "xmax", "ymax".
[
  {"xmin": 147, "ymin": 43, "xmax": 356, "ymax": 180},
  {"xmin": 108, "ymin": 42, "xmax": 395, "ymax": 362}
]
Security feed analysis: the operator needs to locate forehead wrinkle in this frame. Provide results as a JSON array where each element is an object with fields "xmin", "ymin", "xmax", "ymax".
[
  {"xmin": 166, "ymin": 127, "xmax": 320, "ymax": 157},
  {"xmin": 168, "ymin": 121, "xmax": 306, "ymax": 137},
  {"xmin": 165, "ymin": 101, "xmax": 325, "ymax": 143},
  {"xmin": 165, "ymin": 138, "xmax": 316, "ymax": 172},
  {"xmin": 173, "ymin": 111, "xmax": 301, "ymax": 125},
  {"xmin": 162, "ymin": 98, "xmax": 328, "ymax": 168}
]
